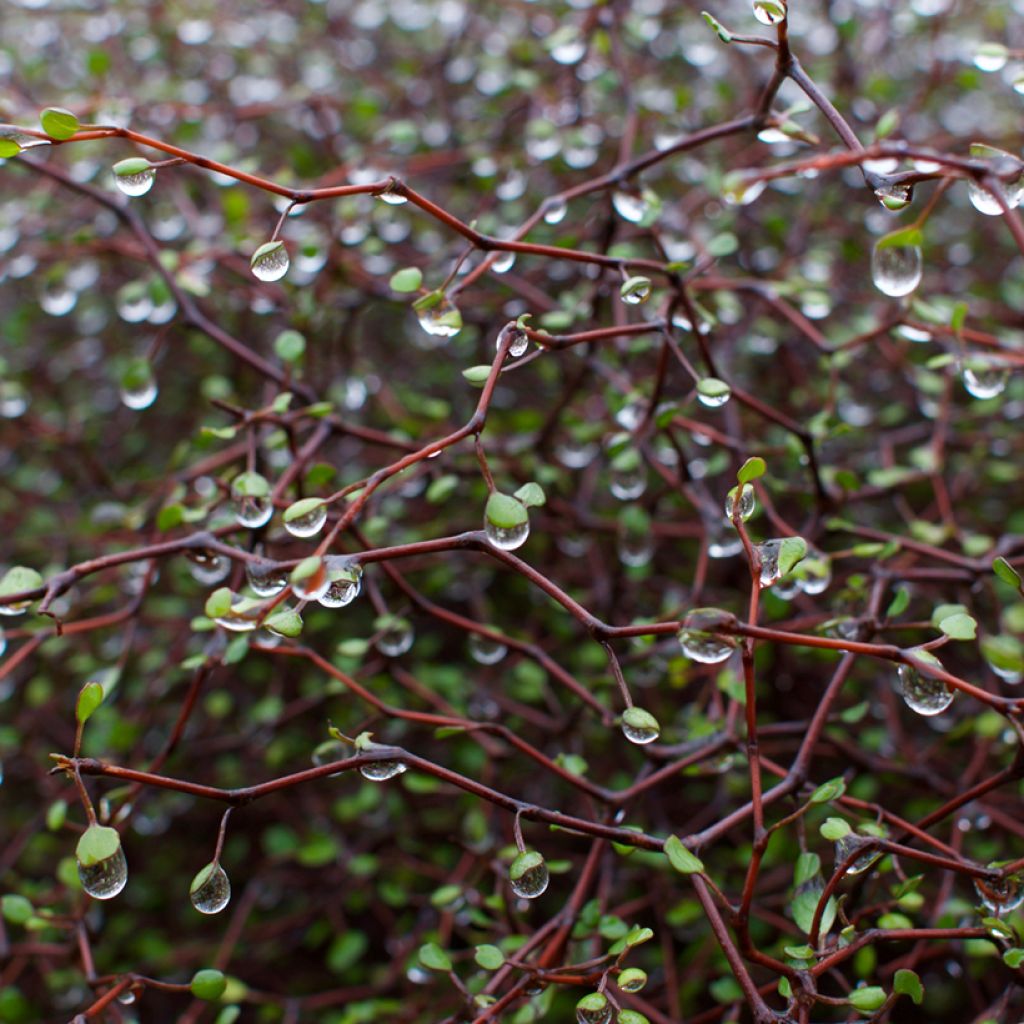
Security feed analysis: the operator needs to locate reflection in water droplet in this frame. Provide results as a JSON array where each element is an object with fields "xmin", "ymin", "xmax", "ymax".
[
  {"xmin": 544, "ymin": 198, "xmax": 567, "ymax": 224},
  {"xmin": 576, "ymin": 993, "xmax": 612, "ymax": 1024},
  {"xmin": 757, "ymin": 539, "xmax": 782, "ymax": 588},
  {"xmin": 974, "ymin": 874, "xmax": 1024, "ymax": 914},
  {"xmin": 896, "ymin": 654, "xmax": 953, "ymax": 715},
  {"xmin": 189, "ymin": 552, "xmax": 231, "ymax": 586},
  {"xmin": 232, "ymin": 494, "xmax": 273, "ymax": 529},
  {"xmin": 491, "ymin": 250, "xmax": 515, "ymax": 274},
  {"xmin": 359, "ymin": 759, "xmax": 407, "ymax": 781},
  {"xmin": 39, "ymin": 282, "xmax": 77, "ymax": 317},
  {"xmin": 117, "ymin": 989, "xmax": 137, "ymax": 1005},
  {"xmin": 961, "ymin": 360, "xmax": 1009, "ymax": 399},
  {"xmin": 115, "ymin": 168, "xmax": 156, "ymax": 197},
  {"xmin": 724, "ymin": 485, "xmax": 755, "ymax": 522},
  {"xmin": 416, "ymin": 295, "xmax": 462, "ymax": 338},
  {"xmin": 874, "ymin": 183, "xmax": 913, "ymax": 211},
  {"xmin": 484, "ymin": 518, "xmax": 530, "ymax": 551},
  {"xmin": 251, "ymin": 241, "xmax": 290, "ymax": 282},
  {"xmin": 679, "ymin": 609, "xmax": 737, "ymax": 664},
  {"xmin": 510, "ymin": 852, "xmax": 549, "ymax": 899},
  {"xmin": 120, "ymin": 380, "xmax": 158, "ymax": 411},
  {"xmin": 752, "ymin": 0, "xmax": 787, "ymax": 25},
  {"xmin": 318, "ymin": 564, "xmax": 363, "ymax": 608},
  {"xmin": 871, "ymin": 241, "xmax": 922, "ymax": 297},
  {"xmin": 246, "ymin": 560, "xmax": 289, "ymax": 597},
  {"xmin": 284, "ymin": 503, "xmax": 328, "ymax": 538},
  {"xmin": 612, "ymin": 191, "xmax": 649, "ymax": 224},
  {"xmin": 214, "ymin": 599, "xmax": 261, "ymax": 633},
  {"xmin": 834, "ymin": 834, "xmax": 881, "ymax": 875},
  {"xmin": 468, "ymin": 632, "xmax": 507, "ymax": 665},
  {"xmin": 79, "ymin": 846, "xmax": 128, "ymax": 900},
  {"xmin": 376, "ymin": 619, "xmax": 414, "ymax": 657},
  {"xmin": 609, "ymin": 465, "xmax": 647, "ymax": 501},
  {"xmin": 621, "ymin": 710, "xmax": 660, "ymax": 745},
  {"xmin": 190, "ymin": 862, "xmax": 231, "ymax": 914}
]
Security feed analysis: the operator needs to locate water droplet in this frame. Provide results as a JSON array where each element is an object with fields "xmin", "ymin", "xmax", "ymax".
[
  {"xmin": 774, "ymin": 576, "xmax": 801, "ymax": 600},
  {"xmin": 114, "ymin": 167, "xmax": 155, "ymax": 198},
  {"xmin": 190, "ymin": 861, "xmax": 231, "ymax": 914},
  {"xmin": 678, "ymin": 608, "xmax": 738, "ymax": 664},
  {"xmin": 510, "ymin": 851, "xmax": 549, "ymax": 899},
  {"xmin": 78, "ymin": 846, "xmax": 128, "ymax": 900},
  {"xmin": 359, "ymin": 759, "xmax": 407, "ymax": 781},
  {"xmin": 250, "ymin": 241, "xmax": 290, "ymax": 283},
  {"xmin": 834, "ymin": 834, "xmax": 881, "ymax": 875},
  {"xmin": 291, "ymin": 563, "xmax": 330, "ymax": 603},
  {"xmin": 484, "ymin": 518, "xmax": 530, "ymax": 551},
  {"xmin": 967, "ymin": 179, "xmax": 1006, "ymax": 216},
  {"xmin": 724, "ymin": 485, "xmax": 755, "ymax": 522},
  {"xmin": 377, "ymin": 185, "xmax": 408, "ymax": 205},
  {"xmin": 117, "ymin": 989, "xmax": 137, "ymax": 1005},
  {"xmin": 874, "ymin": 184, "xmax": 913, "ymax": 211},
  {"xmin": 318, "ymin": 563, "xmax": 362, "ymax": 608},
  {"xmin": 576, "ymin": 993, "xmax": 612, "ymax": 1024},
  {"xmin": 491, "ymin": 250, "xmax": 515, "ymax": 274},
  {"xmin": 797, "ymin": 553, "xmax": 832, "ymax": 595},
  {"xmin": 284, "ymin": 503, "xmax": 327, "ymax": 538},
  {"xmin": 39, "ymin": 281, "xmax": 77, "ymax": 317},
  {"xmin": 620, "ymin": 276, "xmax": 651, "ymax": 305},
  {"xmin": 871, "ymin": 240, "xmax": 922, "ymax": 298},
  {"xmin": 0, "ymin": 381, "xmax": 28, "ymax": 419},
  {"xmin": 723, "ymin": 177, "xmax": 766, "ymax": 207},
  {"xmin": 752, "ymin": 0, "xmax": 786, "ymax": 25},
  {"xmin": 214, "ymin": 598, "xmax": 261, "ymax": 633},
  {"xmin": 376, "ymin": 617, "xmax": 414, "ymax": 657},
  {"xmin": 961, "ymin": 359, "xmax": 1009, "ymax": 399},
  {"xmin": 611, "ymin": 190, "xmax": 649, "ymax": 224},
  {"xmin": 119, "ymin": 379, "xmax": 158, "ymax": 411},
  {"xmin": 621, "ymin": 707, "xmax": 660, "ymax": 745},
  {"xmin": 697, "ymin": 379, "xmax": 731, "ymax": 408},
  {"xmin": 246, "ymin": 559, "xmax": 289, "ymax": 597},
  {"xmin": 757, "ymin": 539, "xmax": 782, "ymax": 588},
  {"xmin": 556, "ymin": 439, "xmax": 598, "ymax": 469},
  {"xmin": 188, "ymin": 552, "xmax": 231, "ymax": 586},
  {"xmin": 609, "ymin": 463, "xmax": 647, "ymax": 501},
  {"xmin": 468, "ymin": 632, "xmax": 507, "ymax": 665},
  {"xmin": 974, "ymin": 874, "xmax": 1024, "ymax": 914},
  {"xmin": 416, "ymin": 295, "xmax": 462, "ymax": 338},
  {"xmin": 973, "ymin": 43, "xmax": 1008, "ymax": 73},
  {"xmin": 119, "ymin": 359, "xmax": 158, "ymax": 411},
  {"xmin": 544, "ymin": 198, "xmax": 567, "ymax": 224},
  {"xmin": 618, "ymin": 532, "xmax": 654, "ymax": 567},
  {"xmin": 708, "ymin": 529, "xmax": 743, "ymax": 560},
  {"xmin": 231, "ymin": 493, "xmax": 273, "ymax": 529},
  {"xmin": 498, "ymin": 328, "xmax": 529, "ymax": 359},
  {"xmin": 896, "ymin": 651, "xmax": 953, "ymax": 715}
]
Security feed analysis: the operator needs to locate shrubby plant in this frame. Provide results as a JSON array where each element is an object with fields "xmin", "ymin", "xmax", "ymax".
[{"xmin": 3, "ymin": 0, "xmax": 1024, "ymax": 1021}]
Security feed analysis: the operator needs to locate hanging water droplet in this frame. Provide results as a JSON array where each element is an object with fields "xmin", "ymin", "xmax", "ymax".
[
  {"xmin": 871, "ymin": 238, "xmax": 922, "ymax": 297},
  {"xmin": 377, "ymin": 188, "xmax": 408, "ymax": 205},
  {"xmin": 722, "ymin": 176, "xmax": 766, "ymax": 207},
  {"xmin": 961, "ymin": 359, "xmax": 1009, "ymax": 399},
  {"xmin": 774, "ymin": 575, "xmax": 801, "ymax": 600},
  {"xmin": 39, "ymin": 280, "xmax": 77, "ymax": 317},
  {"xmin": 230, "ymin": 472, "xmax": 273, "ymax": 529},
  {"xmin": 896, "ymin": 650, "xmax": 953, "ymax": 715},
  {"xmin": 724, "ymin": 484, "xmax": 755, "ymax": 523},
  {"xmin": 544, "ymin": 198, "xmax": 568, "ymax": 224},
  {"xmin": 967, "ymin": 179, "xmax": 1006, "ymax": 216},
  {"xmin": 188, "ymin": 551, "xmax": 230, "ymax": 586},
  {"xmin": 213, "ymin": 597, "xmax": 261, "ymax": 633},
  {"xmin": 359, "ymin": 759, "xmax": 407, "ymax": 781},
  {"xmin": 697, "ymin": 378, "xmax": 731, "ymax": 408},
  {"xmin": 318, "ymin": 562, "xmax": 362, "ymax": 608},
  {"xmin": 119, "ymin": 359, "xmax": 158, "ymax": 411},
  {"xmin": 78, "ymin": 845, "xmax": 128, "ymax": 900},
  {"xmin": 611, "ymin": 190, "xmax": 649, "ymax": 224},
  {"xmin": 376, "ymin": 616, "xmax": 414, "ymax": 657},
  {"xmin": 117, "ymin": 989, "xmax": 137, "ymax": 1005},
  {"xmin": 291, "ymin": 560, "xmax": 330, "ymax": 602},
  {"xmin": 620, "ymin": 276, "xmax": 652, "ymax": 305},
  {"xmin": 484, "ymin": 493, "xmax": 531, "ymax": 551},
  {"xmin": 491, "ymin": 250, "xmax": 516, "ymax": 274},
  {"xmin": 283, "ymin": 500, "xmax": 328, "ymax": 538},
  {"xmin": 834, "ymin": 834, "xmax": 881, "ymax": 875},
  {"xmin": 468, "ymin": 632, "xmax": 507, "ymax": 665},
  {"xmin": 678, "ymin": 608, "xmax": 738, "ymax": 664},
  {"xmin": 498, "ymin": 327, "xmax": 529, "ymax": 359},
  {"xmin": 0, "ymin": 381, "xmax": 29, "ymax": 419},
  {"xmin": 797, "ymin": 553, "xmax": 832, "ymax": 595},
  {"xmin": 510, "ymin": 850, "xmax": 549, "ymax": 899},
  {"xmin": 618, "ymin": 531, "xmax": 654, "ymax": 567},
  {"xmin": 973, "ymin": 42, "xmax": 1008, "ymax": 73},
  {"xmin": 974, "ymin": 873, "xmax": 1024, "ymax": 914},
  {"xmin": 752, "ymin": 0, "xmax": 787, "ymax": 25},
  {"xmin": 575, "ymin": 992, "xmax": 612, "ymax": 1024},
  {"xmin": 708, "ymin": 528, "xmax": 743, "ymax": 560},
  {"xmin": 190, "ymin": 861, "xmax": 231, "ymax": 914},
  {"xmin": 621, "ymin": 707, "xmax": 660, "ymax": 745},
  {"xmin": 757, "ymin": 539, "xmax": 782, "ymax": 588},
  {"xmin": 113, "ymin": 161, "xmax": 156, "ymax": 198},
  {"xmin": 250, "ymin": 240, "xmax": 289, "ymax": 283},
  {"xmin": 874, "ymin": 183, "xmax": 913, "ymax": 211},
  {"xmin": 415, "ymin": 294, "xmax": 462, "ymax": 338},
  {"xmin": 246, "ymin": 559, "xmax": 289, "ymax": 598}
]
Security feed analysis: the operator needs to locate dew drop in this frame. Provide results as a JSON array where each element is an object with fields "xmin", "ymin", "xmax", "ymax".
[
  {"xmin": 510, "ymin": 851, "xmax": 549, "ymax": 899},
  {"xmin": 416, "ymin": 295, "xmax": 462, "ymax": 338},
  {"xmin": 620, "ymin": 276, "xmax": 651, "ymax": 305},
  {"xmin": 190, "ymin": 861, "xmax": 231, "ymax": 915},
  {"xmin": 576, "ymin": 993, "xmax": 612, "ymax": 1024},
  {"xmin": 961, "ymin": 359, "xmax": 1009, "ymax": 399},
  {"xmin": 318, "ymin": 563, "xmax": 362, "ymax": 608},
  {"xmin": 757, "ymin": 539, "xmax": 782, "ymax": 588},
  {"xmin": 498, "ymin": 328, "xmax": 529, "ymax": 359},
  {"xmin": 973, "ymin": 44, "xmax": 1008, "ymax": 73},
  {"xmin": 724, "ymin": 484, "xmax": 755, "ymax": 523},
  {"xmin": 618, "ymin": 532, "xmax": 654, "ymax": 567},
  {"xmin": 874, "ymin": 183, "xmax": 913, "ymax": 211},
  {"xmin": 484, "ymin": 518, "xmax": 530, "ymax": 551},
  {"xmin": 678, "ymin": 608, "xmax": 738, "ymax": 664},
  {"xmin": 974, "ymin": 873, "xmax": 1024, "ymax": 914},
  {"xmin": 377, "ymin": 186, "xmax": 408, "ymax": 205},
  {"xmin": 250, "ymin": 241, "xmax": 289, "ymax": 283},
  {"xmin": 697, "ymin": 379, "xmax": 731, "ymax": 408},
  {"xmin": 621, "ymin": 707, "xmax": 660, "ymax": 745},
  {"xmin": 78, "ymin": 845, "xmax": 128, "ymax": 900},
  {"xmin": 114, "ymin": 167, "xmax": 155, "ymax": 198},
  {"xmin": 967, "ymin": 179, "xmax": 1006, "ymax": 216},
  {"xmin": 246, "ymin": 559, "xmax": 289, "ymax": 598},
  {"xmin": 491, "ymin": 250, "xmax": 516, "ymax": 274},
  {"xmin": 723, "ymin": 178, "xmax": 766, "ymax": 207},
  {"xmin": 752, "ymin": 0, "xmax": 787, "ymax": 25},
  {"xmin": 120, "ymin": 379, "xmax": 158, "ymax": 411},
  {"xmin": 291, "ymin": 563, "xmax": 330, "ymax": 603},
  {"xmin": 611, "ymin": 190, "xmax": 649, "ymax": 224},
  {"xmin": 834, "ymin": 834, "xmax": 881, "ymax": 876},
  {"xmin": 896, "ymin": 651, "xmax": 953, "ymax": 715},
  {"xmin": 117, "ymin": 989, "xmax": 137, "ymax": 1005},
  {"xmin": 188, "ymin": 552, "xmax": 231, "ymax": 586},
  {"xmin": 708, "ymin": 529, "xmax": 743, "ymax": 560},
  {"xmin": 0, "ymin": 381, "xmax": 29, "ymax": 419},
  {"xmin": 359, "ymin": 759, "xmax": 407, "ymax": 781},
  {"xmin": 468, "ymin": 632, "xmax": 507, "ymax": 665},
  {"xmin": 543, "ymin": 198, "xmax": 567, "ymax": 224},
  {"xmin": 871, "ymin": 240, "xmax": 922, "ymax": 298},
  {"xmin": 231, "ymin": 495, "xmax": 273, "ymax": 529},
  {"xmin": 609, "ymin": 463, "xmax": 647, "ymax": 501},
  {"xmin": 119, "ymin": 359, "xmax": 158, "ymax": 411},
  {"xmin": 797, "ymin": 553, "xmax": 832, "ymax": 595},
  {"xmin": 376, "ymin": 617, "xmax": 414, "ymax": 657},
  {"xmin": 39, "ymin": 281, "xmax": 77, "ymax": 317},
  {"xmin": 213, "ymin": 598, "xmax": 261, "ymax": 633},
  {"xmin": 284, "ymin": 503, "xmax": 327, "ymax": 538}
]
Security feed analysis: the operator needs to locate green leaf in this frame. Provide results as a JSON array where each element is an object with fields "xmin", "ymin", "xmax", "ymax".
[
  {"xmin": 617, "ymin": 967, "xmax": 648, "ymax": 992},
  {"xmin": 950, "ymin": 301, "xmax": 968, "ymax": 334},
  {"xmin": 75, "ymin": 682, "xmax": 104, "ymax": 725},
  {"xmin": 886, "ymin": 587, "xmax": 910, "ymax": 617},
  {"xmin": 190, "ymin": 969, "xmax": 227, "ymax": 1001},
  {"xmin": 474, "ymin": 944, "xmax": 504, "ymax": 970},
  {"xmin": 112, "ymin": 157, "xmax": 150, "ymax": 177},
  {"xmin": 514, "ymin": 482, "xmax": 546, "ymax": 508},
  {"xmin": 274, "ymin": 330, "xmax": 306, "ymax": 363},
  {"xmin": 876, "ymin": 226, "xmax": 923, "ymax": 251},
  {"xmin": 701, "ymin": 10, "xmax": 732, "ymax": 42},
  {"xmin": 190, "ymin": 862, "xmax": 217, "ymax": 894},
  {"xmin": 875, "ymin": 108, "xmax": 900, "ymax": 140},
  {"xmin": 993, "ymin": 556, "xmax": 1022, "ymax": 589},
  {"xmin": 418, "ymin": 942, "xmax": 452, "ymax": 972},
  {"xmin": 778, "ymin": 536, "xmax": 808, "ymax": 577},
  {"xmin": 0, "ymin": 565, "xmax": 43, "ymax": 598},
  {"xmin": 40, "ymin": 106, "xmax": 80, "ymax": 140},
  {"xmin": 794, "ymin": 852, "xmax": 821, "ymax": 886},
  {"xmin": 848, "ymin": 986, "xmax": 887, "ymax": 1012},
  {"xmin": 231, "ymin": 471, "xmax": 270, "ymax": 498},
  {"xmin": 430, "ymin": 884, "xmax": 462, "ymax": 908},
  {"xmin": 664, "ymin": 834, "xmax": 704, "ymax": 874},
  {"xmin": 810, "ymin": 777, "xmax": 846, "ymax": 804},
  {"xmin": 75, "ymin": 825, "xmax": 121, "ymax": 867},
  {"xmin": 291, "ymin": 556, "xmax": 322, "ymax": 583},
  {"xmin": 697, "ymin": 377, "xmax": 731, "ymax": 400},
  {"xmin": 616, "ymin": 1012, "xmax": 650, "ymax": 1024},
  {"xmin": 204, "ymin": 587, "xmax": 233, "ymax": 618},
  {"xmin": 462, "ymin": 365, "xmax": 491, "ymax": 387},
  {"xmin": 737, "ymin": 456, "xmax": 766, "ymax": 485},
  {"xmin": 1, "ymin": 894, "xmax": 33, "ymax": 925},
  {"xmin": 893, "ymin": 970, "xmax": 923, "ymax": 1005},
  {"xmin": 0, "ymin": 138, "xmax": 21, "ymax": 159},
  {"xmin": 390, "ymin": 266, "xmax": 423, "ymax": 292},
  {"xmin": 820, "ymin": 817, "xmax": 851, "ymax": 841},
  {"xmin": 937, "ymin": 611, "xmax": 977, "ymax": 640},
  {"xmin": 485, "ymin": 492, "xmax": 528, "ymax": 529},
  {"xmin": 265, "ymin": 608, "xmax": 303, "ymax": 638},
  {"xmin": 284, "ymin": 497, "xmax": 326, "ymax": 524},
  {"xmin": 1003, "ymin": 948, "xmax": 1024, "ymax": 969}
]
